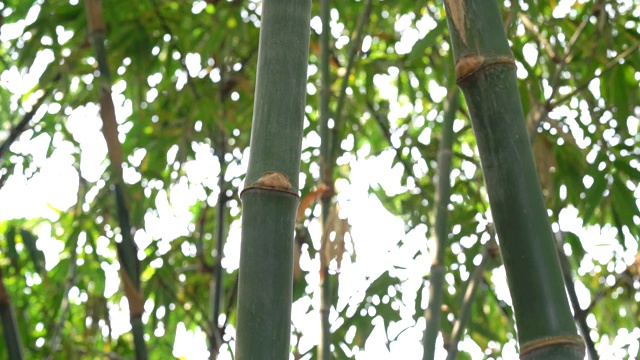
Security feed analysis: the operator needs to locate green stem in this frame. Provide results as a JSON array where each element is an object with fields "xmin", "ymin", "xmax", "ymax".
[
  {"xmin": 423, "ymin": 89, "xmax": 459, "ymax": 360},
  {"xmin": 84, "ymin": 1, "xmax": 147, "ymax": 358},
  {"xmin": 443, "ymin": 1, "xmax": 583, "ymax": 358},
  {"xmin": 0, "ymin": 88, "xmax": 52, "ymax": 164},
  {"xmin": 556, "ymin": 235, "xmax": 599, "ymax": 360},
  {"xmin": 235, "ymin": 0, "xmax": 311, "ymax": 358},
  {"xmin": 318, "ymin": 0, "xmax": 332, "ymax": 358},
  {"xmin": 332, "ymin": 0, "xmax": 373, "ymax": 161},
  {"xmin": 209, "ymin": 133, "xmax": 227, "ymax": 359}
]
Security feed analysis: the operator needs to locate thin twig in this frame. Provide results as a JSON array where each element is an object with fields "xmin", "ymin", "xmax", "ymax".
[
  {"xmin": 553, "ymin": 41, "xmax": 640, "ymax": 107},
  {"xmin": 517, "ymin": 13, "xmax": 558, "ymax": 61},
  {"xmin": 555, "ymin": 233, "xmax": 599, "ymax": 360},
  {"xmin": 331, "ymin": 0, "xmax": 374, "ymax": 161},
  {"xmin": 0, "ymin": 88, "xmax": 52, "ymax": 163},
  {"xmin": 446, "ymin": 231, "xmax": 498, "ymax": 360}
]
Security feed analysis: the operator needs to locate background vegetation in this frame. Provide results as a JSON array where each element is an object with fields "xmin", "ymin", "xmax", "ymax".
[{"xmin": 0, "ymin": 0, "xmax": 639, "ymax": 359}]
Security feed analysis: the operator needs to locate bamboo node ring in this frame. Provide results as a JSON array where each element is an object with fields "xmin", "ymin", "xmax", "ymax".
[
  {"xmin": 241, "ymin": 171, "xmax": 299, "ymax": 197},
  {"xmin": 520, "ymin": 335, "xmax": 585, "ymax": 357},
  {"xmin": 455, "ymin": 54, "xmax": 515, "ymax": 83}
]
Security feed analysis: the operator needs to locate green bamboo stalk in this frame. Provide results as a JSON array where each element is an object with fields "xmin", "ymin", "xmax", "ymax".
[
  {"xmin": 235, "ymin": 0, "xmax": 311, "ymax": 358},
  {"xmin": 318, "ymin": 0, "xmax": 333, "ymax": 359},
  {"xmin": 209, "ymin": 130, "xmax": 227, "ymax": 359},
  {"xmin": 0, "ymin": 268, "xmax": 23, "ymax": 360},
  {"xmin": 84, "ymin": 1, "xmax": 147, "ymax": 359},
  {"xmin": 423, "ymin": 89, "xmax": 459, "ymax": 360},
  {"xmin": 442, "ymin": 1, "xmax": 584, "ymax": 358}
]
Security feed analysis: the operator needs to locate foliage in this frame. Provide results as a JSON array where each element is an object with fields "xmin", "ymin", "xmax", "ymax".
[{"xmin": 0, "ymin": 0, "xmax": 639, "ymax": 359}]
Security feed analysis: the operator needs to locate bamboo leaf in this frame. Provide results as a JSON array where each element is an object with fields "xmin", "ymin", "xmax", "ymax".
[
  {"xmin": 19, "ymin": 229, "xmax": 45, "ymax": 274},
  {"xmin": 582, "ymin": 171, "xmax": 607, "ymax": 224},
  {"xmin": 4, "ymin": 227, "xmax": 20, "ymax": 272},
  {"xmin": 610, "ymin": 176, "xmax": 640, "ymax": 241},
  {"xmin": 406, "ymin": 22, "xmax": 444, "ymax": 65}
]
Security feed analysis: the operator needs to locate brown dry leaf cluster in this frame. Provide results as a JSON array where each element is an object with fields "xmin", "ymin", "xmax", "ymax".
[{"xmin": 320, "ymin": 204, "xmax": 354, "ymax": 275}]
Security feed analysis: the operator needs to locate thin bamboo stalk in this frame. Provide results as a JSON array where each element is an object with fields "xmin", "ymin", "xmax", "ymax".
[
  {"xmin": 556, "ymin": 235, "xmax": 599, "ymax": 360},
  {"xmin": 332, "ymin": 0, "xmax": 373, "ymax": 160},
  {"xmin": 423, "ymin": 89, "xmax": 459, "ymax": 360},
  {"xmin": 209, "ymin": 80, "xmax": 230, "ymax": 360},
  {"xmin": 210, "ymin": 133, "xmax": 227, "ymax": 359},
  {"xmin": 318, "ymin": 0, "xmax": 332, "ymax": 358},
  {"xmin": 443, "ymin": 1, "xmax": 584, "ymax": 358},
  {"xmin": 84, "ymin": 1, "xmax": 147, "ymax": 358}
]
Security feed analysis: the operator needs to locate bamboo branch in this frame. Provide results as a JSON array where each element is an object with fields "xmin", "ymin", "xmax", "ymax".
[
  {"xmin": 0, "ymin": 88, "xmax": 52, "ymax": 164},
  {"xmin": 519, "ymin": 0, "xmax": 602, "ymax": 142},
  {"xmin": 555, "ymin": 234, "xmax": 599, "ymax": 360},
  {"xmin": 546, "ymin": 0, "xmax": 602, "ymax": 103},
  {"xmin": 446, "ymin": 234, "xmax": 497, "ymax": 360},
  {"xmin": 318, "ymin": 0, "xmax": 333, "ymax": 358},
  {"xmin": 517, "ymin": 13, "xmax": 558, "ymax": 61},
  {"xmin": 210, "ymin": 130, "xmax": 228, "ymax": 359},
  {"xmin": 220, "ymin": 272, "xmax": 239, "ymax": 339},
  {"xmin": 553, "ymin": 41, "xmax": 640, "ymax": 107},
  {"xmin": 331, "ymin": 0, "xmax": 374, "ymax": 161},
  {"xmin": 423, "ymin": 88, "xmax": 459, "ymax": 360}
]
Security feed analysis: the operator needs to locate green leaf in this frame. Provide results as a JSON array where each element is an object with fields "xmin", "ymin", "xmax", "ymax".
[
  {"xmin": 581, "ymin": 171, "xmax": 607, "ymax": 224},
  {"xmin": 5, "ymin": 226, "xmax": 20, "ymax": 272},
  {"xmin": 406, "ymin": 21, "xmax": 444, "ymax": 65},
  {"xmin": 564, "ymin": 231, "xmax": 586, "ymax": 263},
  {"xmin": 20, "ymin": 229, "xmax": 45, "ymax": 274},
  {"xmin": 610, "ymin": 176, "xmax": 640, "ymax": 241}
]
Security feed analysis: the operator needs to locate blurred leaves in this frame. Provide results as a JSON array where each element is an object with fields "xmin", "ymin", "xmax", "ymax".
[{"xmin": 0, "ymin": 0, "xmax": 639, "ymax": 358}]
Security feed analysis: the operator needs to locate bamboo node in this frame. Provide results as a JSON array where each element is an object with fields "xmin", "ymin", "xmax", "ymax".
[
  {"xmin": 520, "ymin": 335, "xmax": 584, "ymax": 357},
  {"xmin": 241, "ymin": 171, "xmax": 299, "ymax": 197},
  {"xmin": 455, "ymin": 55, "xmax": 515, "ymax": 83},
  {"xmin": 455, "ymin": 55, "xmax": 485, "ymax": 81}
]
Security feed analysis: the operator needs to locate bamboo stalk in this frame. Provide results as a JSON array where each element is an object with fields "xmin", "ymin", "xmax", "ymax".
[
  {"xmin": 443, "ymin": 1, "xmax": 584, "ymax": 358},
  {"xmin": 235, "ymin": 0, "xmax": 311, "ymax": 358},
  {"xmin": 84, "ymin": 1, "xmax": 147, "ymax": 358},
  {"xmin": 209, "ymin": 133, "xmax": 228, "ymax": 359},
  {"xmin": 555, "ymin": 234, "xmax": 599, "ymax": 360},
  {"xmin": 318, "ymin": 0, "xmax": 333, "ymax": 358},
  {"xmin": 423, "ymin": 89, "xmax": 459, "ymax": 360}
]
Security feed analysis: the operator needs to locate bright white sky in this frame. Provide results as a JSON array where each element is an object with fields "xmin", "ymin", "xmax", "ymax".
[{"xmin": 1, "ymin": 0, "xmax": 640, "ymax": 359}]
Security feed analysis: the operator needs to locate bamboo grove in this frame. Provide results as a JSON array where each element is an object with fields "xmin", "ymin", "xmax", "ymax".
[{"xmin": 1, "ymin": 0, "xmax": 639, "ymax": 359}]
